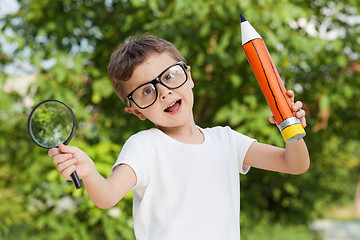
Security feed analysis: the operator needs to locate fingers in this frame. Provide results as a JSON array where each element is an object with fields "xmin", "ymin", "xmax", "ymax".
[
  {"xmin": 48, "ymin": 143, "xmax": 79, "ymax": 157},
  {"xmin": 287, "ymin": 90, "xmax": 307, "ymax": 128},
  {"xmin": 52, "ymin": 153, "xmax": 73, "ymax": 165},
  {"xmin": 266, "ymin": 90, "xmax": 308, "ymax": 128},
  {"xmin": 286, "ymin": 90, "xmax": 295, "ymax": 103},
  {"xmin": 292, "ymin": 100, "xmax": 307, "ymax": 128},
  {"xmin": 48, "ymin": 147, "xmax": 60, "ymax": 158},
  {"xmin": 291, "ymin": 100, "xmax": 303, "ymax": 112},
  {"xmin": 295, "ymin": 109, "xmax": 306, "ymax": 119},
  {"xmin": 58, "ymin": 143, "xmax": 80, "ymax": 154},
  {"xmin": 268, "ymin": 93, "xmax": 307, "ymax": 128},
  {"xmin": 51, "ymin": 152, "xmax": 76, "ymax": 178},
  {"xmin": 299, "ymin": 113, "xmax": 307, "ymax": 128},
  {"xmin": 295, "ymin": 108, "xmax": 307, "ymax": 128},
  {"xmin": 48, "ymin": 144, "xmax": 79, "ymax": 180},
  {"xmin": 57, "ymin": 158, "xmax": 77, "ymax": 180},
  {"xmin": 269, "ymin": 116, "xmax": 276, "ymax": 125}
]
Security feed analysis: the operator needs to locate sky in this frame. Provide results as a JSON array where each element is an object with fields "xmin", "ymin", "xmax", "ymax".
[
  {"xmin": 0, "ymin": 0, "xmax": 19, "ymax": 17},
  {"xmin": 1, "ymin": 0, "xmax": 36, "ymax": 76}
]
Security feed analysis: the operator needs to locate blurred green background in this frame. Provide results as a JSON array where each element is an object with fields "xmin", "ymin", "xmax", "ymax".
[{"xmin": 1, "ymin": 0, "xmax": 360, "ymax": 239}]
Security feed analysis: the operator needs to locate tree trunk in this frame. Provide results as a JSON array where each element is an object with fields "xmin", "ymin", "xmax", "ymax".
[{"xmin": 354, "ymin": 174, "xmax": 360, "ymax": 218}]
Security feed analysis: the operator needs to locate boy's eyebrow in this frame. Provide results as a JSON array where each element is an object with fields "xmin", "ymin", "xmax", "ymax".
[{"xmin": 132, "ymin": 77, "xmax": 155, "ymax": 89}]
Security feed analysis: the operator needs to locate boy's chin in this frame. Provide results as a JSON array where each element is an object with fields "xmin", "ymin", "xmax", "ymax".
[{"xmin": 155, "ymin": 121, "xmax": 186, "ymax": 130}]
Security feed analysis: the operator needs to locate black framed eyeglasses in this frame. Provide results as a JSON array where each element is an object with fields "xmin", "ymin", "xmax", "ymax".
[{"xmin": 126, "ymin": 61, "xmax": 188, "ymax": 109}]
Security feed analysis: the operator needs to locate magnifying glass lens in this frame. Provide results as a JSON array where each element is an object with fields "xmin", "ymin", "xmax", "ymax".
[{"xmin": 29, "ymin": 101, "xmax": 74, "ymax": 148}]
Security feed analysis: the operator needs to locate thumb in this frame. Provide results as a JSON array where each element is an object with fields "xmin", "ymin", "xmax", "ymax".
[
  {"xmin": 58, "ymin": 143, "xmax": 79, "ymax": 154},
  {"xmin": 269, "ymin": 116, "xmax": 277, "ymax": 125}
]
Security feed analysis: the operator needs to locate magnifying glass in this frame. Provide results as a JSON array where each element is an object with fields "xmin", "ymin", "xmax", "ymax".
[{"xmin": 27, "ymin": 100, "xmax": 82, "ymax": 189}]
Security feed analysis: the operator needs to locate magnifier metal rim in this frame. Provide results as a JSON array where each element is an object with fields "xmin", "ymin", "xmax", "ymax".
[{"xmin": 27, "ymin": 99, "xmax": 76, "ymax": 149}]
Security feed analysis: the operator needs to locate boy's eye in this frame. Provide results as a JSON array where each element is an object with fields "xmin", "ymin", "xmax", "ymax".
[
  {"xmin": 163, "ymin": 73, "xmax": 175, "ymax": 81},
  {"xmin": 142, "ymin": 85, "xmax": 155, "ymax": 96}
]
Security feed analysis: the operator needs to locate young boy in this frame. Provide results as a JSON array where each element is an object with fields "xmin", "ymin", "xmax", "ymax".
[{"xmin": 48, "ymin": 35, "xmax": 309, "ymax": 239}]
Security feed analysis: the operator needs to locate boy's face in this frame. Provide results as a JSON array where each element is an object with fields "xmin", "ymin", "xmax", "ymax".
[{"xmin": 124, "ymin": 52, "xmax": 195, "ymax": 130}]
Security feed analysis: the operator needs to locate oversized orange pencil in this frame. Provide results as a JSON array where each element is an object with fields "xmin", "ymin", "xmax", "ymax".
[{"xmin": 240, "ymin": 14, "xmax": 305, "ymax": 143}]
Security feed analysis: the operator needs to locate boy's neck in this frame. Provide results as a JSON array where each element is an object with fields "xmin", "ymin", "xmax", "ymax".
[{"xmin": 157, "ymin": 122, "xmax": 204, "ymax": 145}]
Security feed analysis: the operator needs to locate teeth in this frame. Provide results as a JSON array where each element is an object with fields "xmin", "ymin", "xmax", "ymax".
[
  {"xmin": 168, "ymin": 101, "xmax": 176, "ymax": 108},
  {"xmin": 165, "ymin": 100, "xmax": 178, "ymax": 111}
]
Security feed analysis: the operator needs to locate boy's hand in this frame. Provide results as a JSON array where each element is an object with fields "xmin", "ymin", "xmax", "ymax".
[
  {"xmin": 48, "ymin": 143, "xmax": 95, "ymax": 181},
  {"xmin": 269, "ymin": 90, "xmax": 307, "ymax": 128}
]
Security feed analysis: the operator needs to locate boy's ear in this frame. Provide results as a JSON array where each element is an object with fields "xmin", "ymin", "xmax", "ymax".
[
  {"xmin": 186, "ymin": 66, "xmax": 194, "ymax": 89},
  {"xmin": 125, "ymin": 107, "xmax": 147, "ymax": 121}
]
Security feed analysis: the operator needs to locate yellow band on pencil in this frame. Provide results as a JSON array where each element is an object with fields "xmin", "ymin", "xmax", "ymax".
[{"xmin": 281, "ymin": 123, "xmax": 306, "ymax": 143}]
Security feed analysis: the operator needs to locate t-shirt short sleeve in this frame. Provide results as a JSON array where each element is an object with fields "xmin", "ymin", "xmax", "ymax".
[
  {"xmin": 111, "ymin": 134, "xmax": 149, "ymax": 189},
  {"xmin": 225, "ymin": 126, "xmax": 256, "ymax": 174}
]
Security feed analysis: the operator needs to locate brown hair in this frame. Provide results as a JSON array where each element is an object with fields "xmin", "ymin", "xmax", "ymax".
[{"xmin": 108, "ymin": 34, "xmax": 186, "ymax": 102}]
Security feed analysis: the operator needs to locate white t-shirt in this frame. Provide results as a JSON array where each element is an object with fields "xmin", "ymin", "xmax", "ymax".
[{"xmin": 112, "ymin": 126, "xmax": 256, "ymax": 240}]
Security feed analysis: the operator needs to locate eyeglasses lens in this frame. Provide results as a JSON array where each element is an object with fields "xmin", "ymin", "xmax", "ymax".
[{"xmin": 132, "ymin": 84, "xmax": 157, "ymax": 108}]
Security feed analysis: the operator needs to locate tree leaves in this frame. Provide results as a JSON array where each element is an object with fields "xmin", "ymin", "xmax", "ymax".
[{"xmin": 1, "ymin": 0, "xmax": 360, "ymax": 238}]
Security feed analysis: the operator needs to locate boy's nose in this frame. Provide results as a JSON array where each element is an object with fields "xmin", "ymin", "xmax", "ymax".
[{"xmin": 158, "ymin": 84, "xmax": 173, "ymax": 100}]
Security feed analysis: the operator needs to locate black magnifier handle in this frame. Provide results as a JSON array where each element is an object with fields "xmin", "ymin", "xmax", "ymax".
[
  {"xmin": 71, "ymin": 171, "xmax": 82, "ymax": 189},
  {"xmin": 63, "ymin": 140, "xmax": 82, "ymax": 189}
]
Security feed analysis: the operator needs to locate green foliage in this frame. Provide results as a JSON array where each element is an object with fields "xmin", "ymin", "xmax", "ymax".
[{"xmin": 1, "ymin": 0, "xmax": 360, "ymax": 238}]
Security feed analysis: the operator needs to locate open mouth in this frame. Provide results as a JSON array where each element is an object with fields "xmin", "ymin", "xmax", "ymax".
[{"xmin": 164, "ymin": 99, "xmax": 182, "ymax": 113}]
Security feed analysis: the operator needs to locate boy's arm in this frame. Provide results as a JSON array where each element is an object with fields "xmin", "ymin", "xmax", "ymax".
[
  {"xmin": 82, "ymin": 164, "xmax": 136, "ymax": 209},
  {"xmin": 244, "ymin": 139, "xmax": 309, "ymax": 174},
  {"xmin": 48, "ymin": 144, "xmax": 136, "ymax": 209},
  {"xmin": 243, "ymin": 90, "xmax": 310, "ymax": 174}
]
